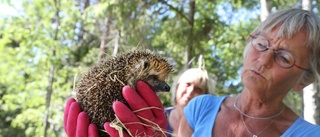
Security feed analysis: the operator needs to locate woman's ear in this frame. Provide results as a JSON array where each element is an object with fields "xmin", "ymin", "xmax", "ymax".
[
  {"xmin": 293, "ymin": 72, "xmax": 315, "ymax": 92},
  {"xmin": 293, "ymin": 81, "xmax": 312, "ymax": 92}
]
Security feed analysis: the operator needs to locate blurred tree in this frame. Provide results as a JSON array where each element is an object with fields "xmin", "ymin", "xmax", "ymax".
[{"xmin": 301, "ymin": 0, "xmax": 320, "ymax": 126}]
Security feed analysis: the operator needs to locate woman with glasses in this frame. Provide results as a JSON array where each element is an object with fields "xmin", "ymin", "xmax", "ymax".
[
  {"xmin": 64, "ymin": 9, "xmax": 320, "ymax": 137},
  {"xmin": 176, "ymin": 8, "xmax": 320, "ymax": 137}
]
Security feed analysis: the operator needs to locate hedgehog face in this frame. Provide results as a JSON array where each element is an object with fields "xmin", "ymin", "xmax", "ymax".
[
  {"xmin": 143, "ymin": 73, "xmax": 171, "ymax": 92},
  {"xmin": 129, "ymin": 58, "xmax": 172, "ymax": 92}
]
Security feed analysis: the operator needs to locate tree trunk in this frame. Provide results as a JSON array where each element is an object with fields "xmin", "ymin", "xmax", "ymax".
[
  {"xmin": 302, "ymin": 0, "xmax": 311, "ymax": 10},
  {"xmin": 75, "ymin": 0, "xmax": 90, "ymax": 47},
  {"xmin": 43, "ymin": 1, "xmax": 61, "ymax": 136},
  {"xmin": 98, "ymin": 17, "xmax": 112, "ymax": 62},
  {"xmin": 260, "ymin": 0, "xmax": 271, "ymax": 21},
  {"xmin": 184, "ymin": 0, "xmax": 195, "ymax": 69},
  {"xmin": 113, "ymin": 30, "xmax": 120, "ymax": 56},
  {"xmin": 301, "ymin": 0, "xmax": 319, "ymax": 125},
  {"xmin": 304, "ymin": 84, "xmax": 317, "ymax": 124},
  {"xmin": 44, "ymin": 65, "xmax": 55, "ymax": 137},
  {"xmin": 314, "ymin": 84, "xmax": 320, "ymax": 124}
]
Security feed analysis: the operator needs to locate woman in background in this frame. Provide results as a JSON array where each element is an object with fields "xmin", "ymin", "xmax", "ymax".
[{"xmin": 165, "ymin": 66, "xmax": 216, "ymax": 136}]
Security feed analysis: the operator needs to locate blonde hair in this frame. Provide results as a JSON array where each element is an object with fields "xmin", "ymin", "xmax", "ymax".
[
  {"xmin": 171, "ymin": 68, "xmax": 216, "ymax": 105},
  {"xmin": 243, "ymin": 8, "xmax": 320, "ymax": 86}
]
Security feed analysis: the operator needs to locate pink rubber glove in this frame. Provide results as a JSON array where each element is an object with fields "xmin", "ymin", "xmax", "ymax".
[
  {"xmin": 104, "ymin": 81, "xmax": 167, "ymax": 137},
  {"xmin": 64, "ymin": 98, "xmax": 99, "ymax": 137}
]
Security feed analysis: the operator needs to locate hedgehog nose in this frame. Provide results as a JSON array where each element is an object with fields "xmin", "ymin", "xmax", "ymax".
[{"xmin": 163, "ymin": 84, "xmax": 170, "ymax": 92}]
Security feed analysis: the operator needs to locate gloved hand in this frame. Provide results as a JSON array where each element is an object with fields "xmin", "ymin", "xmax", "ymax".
[
  {"xmin": 104, "ymin": 81, "xmax": 167, "ymax": 137},
  {"xmin": 64, "ymin": 98, "xmax": 99, "ymax": 137}
]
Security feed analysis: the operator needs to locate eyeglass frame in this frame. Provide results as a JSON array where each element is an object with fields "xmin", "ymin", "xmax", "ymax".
[{"xmin": 249, "ymin": 34, "xmax": 311, "ymax": 72}]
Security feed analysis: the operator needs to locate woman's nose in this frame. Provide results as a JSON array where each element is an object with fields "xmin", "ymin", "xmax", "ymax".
[
  {"xmin": 258, "ymin": 49, "xmax": 274, "ymax": 68},
  {"xmin": 186, "ymin": 85, "xmax": 194, "ymax": 93},
  {"xmin": 186, "ymin": 85, "xmax": 196, "ymax": 95}
]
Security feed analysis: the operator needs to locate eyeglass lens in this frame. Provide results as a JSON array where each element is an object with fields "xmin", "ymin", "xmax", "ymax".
[{"xmin": 251, "ymin": 35, "xmax": 295, "ymax": 68}]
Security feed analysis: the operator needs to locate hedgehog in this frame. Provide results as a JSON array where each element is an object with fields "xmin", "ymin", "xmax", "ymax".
[{"xmin": 75, "ymin": 50, "xmax": 173, "ymax": 137}]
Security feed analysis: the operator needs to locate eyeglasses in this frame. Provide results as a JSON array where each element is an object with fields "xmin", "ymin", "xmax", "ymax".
[{"xmin": 249, "ymin": 34, "xmax": 310, "ymax": 72}]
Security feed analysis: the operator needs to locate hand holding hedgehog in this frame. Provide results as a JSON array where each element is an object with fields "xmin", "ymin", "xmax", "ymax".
[
  {"xmin": 64, "ymin": 51, "xmax": 173, "ymax": 137},
  {"xmin": 64, "ymin": 81, "xmax": 166, "ymax": 137},
  {"xmin": 104, "ymin": 81, "xmax": 167, "ymax": 137},
  {"xmin": 64, "ymin": 98, "xmax": 99, "ymax": 137}
]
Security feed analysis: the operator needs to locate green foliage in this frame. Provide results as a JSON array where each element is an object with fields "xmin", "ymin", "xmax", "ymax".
[{"xmin": 284, "ymin": 91, "xmax": 303, "ymax": 116}]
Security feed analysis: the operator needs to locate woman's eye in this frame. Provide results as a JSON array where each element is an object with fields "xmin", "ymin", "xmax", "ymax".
[
  {"xmin": 194, "ymin": 87, "xmax": 203, "ymax": 93},
  {"xmin": 276, "ymin": 51, "xmax": 294, "ymax": 65},
  {"xmin": 185, "ymin": 83, "xmax": 191, "ymax": 87},
  {"xmin": 278, "ymin": 55, "xmax": 292, "ymax": 64},
  {"xmin": 280, "ymin": 56, "xmax": 290, "ymax": 63},
  {"xmin": 258, "ymin": 43, "xmax": 267, "ymax": 49}
]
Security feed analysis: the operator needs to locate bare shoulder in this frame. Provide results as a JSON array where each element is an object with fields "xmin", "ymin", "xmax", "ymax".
[
  {"xmin": 178, "ymin": 114, "xmax": 193, "ymax": 136},
  {"xmin": 273, "ymin": 106, "xmax": 299, "ymax": 133},
  {"xmin": 213, "ymin": 96, "xmax": 241, "ymax": 136}
]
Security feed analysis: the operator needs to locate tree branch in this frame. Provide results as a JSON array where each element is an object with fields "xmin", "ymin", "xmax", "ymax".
[{"xmin": 157, "ymin": 0, "xmax": 191, "ymax": 25}]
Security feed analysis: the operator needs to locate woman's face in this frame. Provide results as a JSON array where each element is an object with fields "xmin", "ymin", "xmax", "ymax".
[
  {"xmin": 241, "ymin": 28, "xmax": 310, "ymax": 99},
  {"xmin": 176, "ymin": 79, "xmax": 205, "ymax": 107}
]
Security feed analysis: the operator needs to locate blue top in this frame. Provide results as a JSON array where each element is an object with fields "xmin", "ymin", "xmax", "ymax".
[
  {"xmin": 184, "ymin": 94, "xmax": 320, "ymax": 137},
  {"xmin": 165, "ymin": 106, "xmax": 174, "ymax": 137}
]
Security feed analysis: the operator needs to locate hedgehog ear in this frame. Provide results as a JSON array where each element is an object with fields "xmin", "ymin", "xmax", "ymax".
[{"xmin": 143, "ymin": 61, "xmax": 150, "ymax": 70}]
